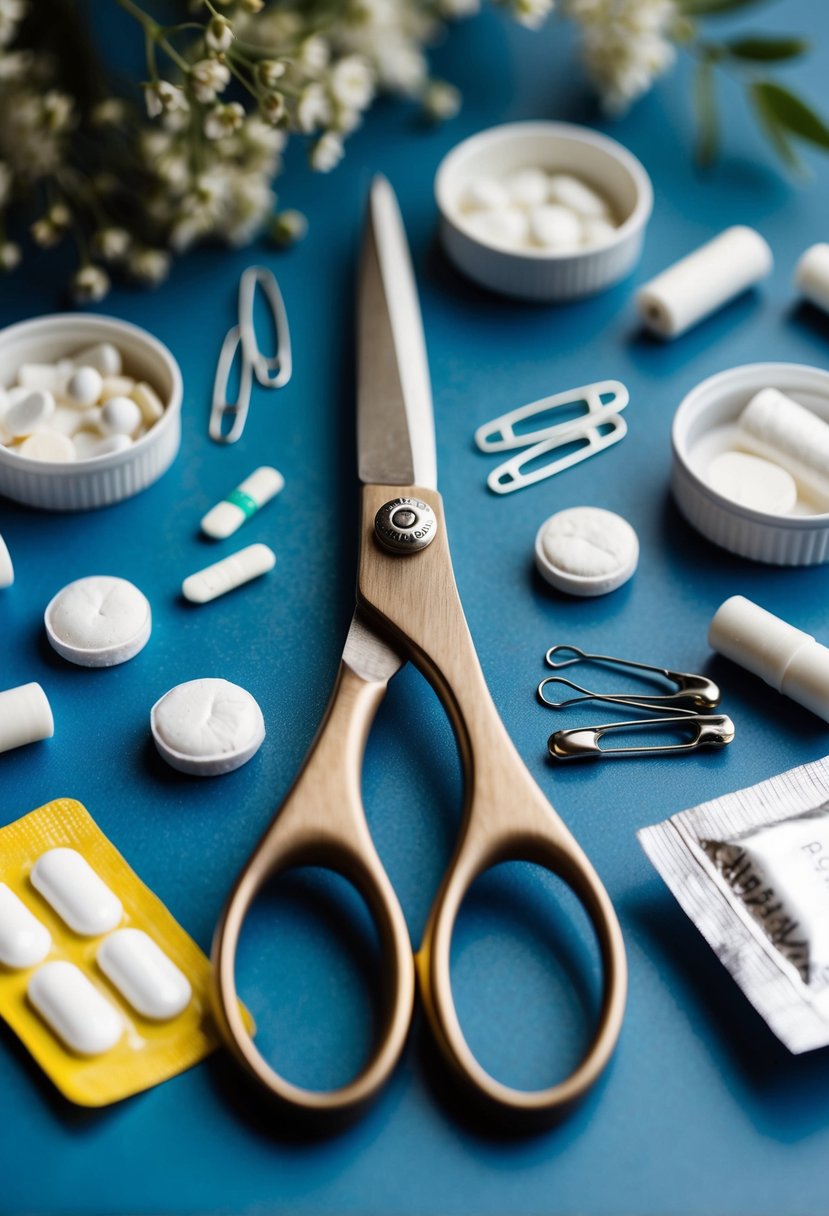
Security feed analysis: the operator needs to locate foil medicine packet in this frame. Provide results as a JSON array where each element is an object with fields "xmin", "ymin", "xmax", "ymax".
[{"xmin": 638, "ymin": 756, "xmax": 829, "ymax": 1053}]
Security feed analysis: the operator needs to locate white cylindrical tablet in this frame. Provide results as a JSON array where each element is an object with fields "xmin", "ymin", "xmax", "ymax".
[
  {"xmin": 200, "ymin": 466, "xmax": 285, "ymax": 540},
  {"xmin": 794, "ymin": 243, "xmax": 829, "ymax": 314},
  {"xmin": 707, "ymin": 450, "xmax": 797, "ymax": 515},
  {"xmin": 28, "ymin": 961, "xmax": 124, "ymax": 1056},
  {"xmin": 130, "ymin": 381, "xmax": 164, "ymax": 424},
  {"xmin": 30, "ymin": 848, "xmax": 123, "ymax": 936},
  {"xmin": 636, "ymin": 226, "xmax": 773, "ymax": 339},
  {"xmin": 45, "ymin": 575, "xmax": 151, "ymax": 666},
  {"xmin": 150, "ymin": 677, "xmax": 266, "ymax": 776},
  {"xmin": 0, "ymin": 683, "xmax": 53, "ymax": 754},
  {"xmin": 72, "ymin": 342, "xmax": 121, "ymax": 377},
  {"xmin": 534, "ymin": 506, "xmax": 639, "ymax": 597},
  {"xmin": 709, "ymin": 595, "xmax": 829, "ymax": 723},
  {"xmin": 182, "ymin": 542, "xmax": 275, "ymax": 604},
  {"xmin": 98, "ymin": 929, "xmax": 191, "ymax": 1020},
  {"xmin": 0, "ymin": 884, "xmax": 51, "ymax": 969},
  {"xmin": 737, "ymin": 388, "xmax": 829, "ymax": 507},
  {"xmin": 4, "ymin": 389, "xmax": 55, "ymax": 437},
  {"xmin": 0, "ymin": 532, "xmax": 13, "ymax": 587},
  {"xmin": 99, "ymin": 375, "xmax": 136, "ymax": 402}
]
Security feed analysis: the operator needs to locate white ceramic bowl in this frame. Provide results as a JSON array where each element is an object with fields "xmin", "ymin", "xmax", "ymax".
[
  {"xmin": 434, "ymin": 121, "xmax": 653, "ymax": 301},
  {"xmin": 0, "ymin": 314, "xmax": 182, "ymax": 510},
  {"xmin": 672, "ymin": 362, "xmax": 829, "ymax": 566}
]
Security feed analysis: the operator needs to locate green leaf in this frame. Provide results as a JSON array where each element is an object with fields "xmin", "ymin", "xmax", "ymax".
[
  {"xmin": 752, "ymin": 81, "xmax": 829, "ymax": 151},
  {"xmin": 693, "ymin": 59, "xmax": 720, "ymax": 168},
  {"xmin": 749, "ymin": 81, "xmax": 803, "ymax": 173},
  {"xmin": 680, "ymin": 0, "xmax": 766, "ymax": 16},
  {"xmin": 726, "ymin": 35, "xmax": 810, "ymax": 62}
]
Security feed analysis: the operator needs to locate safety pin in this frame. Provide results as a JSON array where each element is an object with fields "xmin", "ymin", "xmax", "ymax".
[
  {"xmin": 542, "ymin": 645, "xmax": 721, "ymax": 712},
  {"xmin": 238, "ymin": 265, "xmax": 292, "ymax": 389},
  {"xmin": 209, "ymin": 325, "xmax": 254, "ymax": 445},
  {"xmin": 487, "ymin": 414, "xmax": 627, "ymax": 495},
  {"xmin": 475, "ymin": 380, "xmax": 628, "ymax": 453},
  {"xmin": 548, "ymin": 713, "xmax": 735, "ymax": 761}
]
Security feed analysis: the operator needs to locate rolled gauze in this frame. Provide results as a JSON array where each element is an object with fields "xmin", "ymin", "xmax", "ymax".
[
  {"xmin": 737, "ymin": 387, "xmax": 829, "ymax": 509},
  {"xmin": 0, "ymin": 683, "xmax": 54, "ymax": 754},
  {"xmin": 636, "ymin": 225, "xmax": 773, "ymax": 339}
]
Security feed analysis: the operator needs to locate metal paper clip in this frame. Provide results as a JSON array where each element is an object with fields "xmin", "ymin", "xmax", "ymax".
[
  {"xmin": 210, "ymin": 266, "xmax": 292, "ymax": 445},
  {"xmin": 475, "ymin": 380, "xmax": 628, "ymax": 453},
  {"xmin": 487, "ymin": 415, "xmax": 627, "ymax": 495},
  {"xmin": 548, "ymin": 713, "xmax": 736, "ymax": 760},
  {"xmin": 538, "ymin": 645, "xmax": 721, "ymax": 713}
]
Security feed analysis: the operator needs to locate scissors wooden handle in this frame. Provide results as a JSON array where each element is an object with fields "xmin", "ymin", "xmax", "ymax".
[{"xmin": 358, "ymin": 484, "xmax": 627, "ymax": 1125}]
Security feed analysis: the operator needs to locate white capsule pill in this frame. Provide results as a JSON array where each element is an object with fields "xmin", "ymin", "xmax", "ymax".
[
  {"xmin": 0, "ymin": 683, "xmax": 53, "ymax": 753},
  {"xmin": 28, "ymin": 961, "xmax": 124, "ymax": 1055},
  {"xmin": 48, "ymin": 405, "xmax": 87, "ymax": 437},
  {"xmin": 17, "ymin": 430, "xmax": 76, "ymax": 462},
  {"xmin": 130, "ymin": 381, "xmax": 164, "ymax": 425},
  {"xmin": 504, "ymin": 168, "xmax": 549, "ymax": 208},
  {"xmin": 73, "ymin": 342, "xmax": 121, "ymax": 377},
  {"xmin": 99, "ymin": 375, "xmax": 137, "ymax": 402},
  {"xmin": 708, "ymin": 450, "xmax": 797, "ymax": 515},
  {"xmin": 17, "ymin": 360, "xmax": 73, "ymax": 394},
  {"xmin": 0, "ymin": 884, "xmax": 51, "ymax": 969},
  {"xmin": 100, "ymin": 395, "xmax": 141, "ymax": 437},
  {"xmin": 201, "ymin": 466, "xmax": 285, "ymax": 540},
  {"xmin": 581, "ymin": 217, "xmax": 618, "ymax": 248},
  {"xmin": 547, "ymin": 173, "xmax": 611, "ymax": 220},
  {"xmin": 0, "ymin": 532, "xmax": 12, "ymax": 587},
  {"xmin": 45, "ymin": 574, "xmax": 152, "ymax": 666},
  {"xmin": 528, "ymin": 204, "xmax": 582, "ymax": 251},
  {"xmin": 182, "ymin": 542, "xmax": 276, "ymax": 604},
  {"xmin": 534, "ymin": 506, "xmax": 639, "ymax": 597},
  {"xmin": 458, "ymin": 175, "xmax": 510, "ymax": 213},
  {"xmin": 151, "ymin": 677, "xmax": 266, "ymax": 776},
  {"xmin": 4, "ymin": 389, "xmax": 55, "ymax": 437},
  {"xmin": 464, "ymin": 207, "xmax": 529, "ymax": 251},
  {"xmin": 31, "ymin": 849, "xmax": 123, "ymax": 936},
  {"xmin": 98, "ymin": 929, "xmax": 191, "ymax": 1019},
  {"xmin": 84, "ymin": 433, "xmax": 134, "ymax": 459},
  {"xmin": 65, "ymin": 365, "xmax": 103, "ymax": 407},
  {"xmin": 737, "ymin": 387, "xmax": 829, "ymax": 507},
  {"xmin": 794, "ymin": 243, "xmax": 829, "ymax": 315}
]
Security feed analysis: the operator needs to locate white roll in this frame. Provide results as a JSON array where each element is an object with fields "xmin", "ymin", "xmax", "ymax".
[
  {"xmin": 0, "ymin": 683, "xmax": 54, "ymax": 754},
  {"xmin": 737, "ymin": 387, "xmax": 829, "ymax": 508},
  {"xmin": 794, "ymin": 243, "xmax": 829, "ymax": 314},
  {"xmin": 637, "ymin": 225, "xmax": 773, "ymax": 339},
  {"xmin": 709, "ymin": 595, "xmax": 829, "ymax": 723}
]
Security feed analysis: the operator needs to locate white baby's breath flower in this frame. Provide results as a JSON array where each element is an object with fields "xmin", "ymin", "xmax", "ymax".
[
  {"xmin": 437, "ymin": 0, "xmax": 481, "ymax": 14},
  {"xmin": 498, "ymin": 0, "xmax": 554, "ymax": 28},
  {"xmin": 270, "ymin": 209, "xmax": 308, "ymax": 246},
  {"xmin": 243, "ymin": 116, "xmax": 287, "ymax": 158},
  {"xmin": 296, "ymin": 82, "xmax": 332, "ymax": 133},
  {"xmin": 329, "ymin": 56, "xmax": 375, "ymax": 110},
  {"xmin": 91, "ymin": 98, "xmax": 128, "ymax": 126},
  {"xmin": 0, "ymin": 51, "xmax": 34, "ymax": 81},
  {"xmin": 128, "ymin": 248, "xmax": 171, "ymax": 286},
  {"xmin": 206, "ymin": 15, "xmax": 234, "ymax": 54},
  {"xmin": 309, "ymin": 131, "xmax": 344, "ymax": 172},
  {"xmin": 422, "ymin": 80, "xmax": 461, "ymax": 121},
  {"xmin": 373, "ymin": 38, "xmax": 427, "ymax": 94},
  {"xmin": 260, "ymin": 91, "xmax": 286, "ymax": 126},
  {"xmin": 93, "ymin": 226, "xmax": 131, "ymax": 261},
  {"xmin": 332, "ymin": 106, "xmax": 363, "ymax": 134},
  {"xmin": 144, "ymin": 80, "xmax": 188, "ymax": 119},
  {"xmin": 71, "ymin": 264, "xmax": 110, "ymax": 303},
  {"xmin": 204, "ymin": 101, "xmax": 245, "ymax": 140},
  {"xmin": 565, "ymin": 0, "xmax": 677, "ymax": 112},
  {"xmin": 0, "ymin": 240, "xmax": 21, "ymax": 271},
  {"xmin": 31, "ymin": 216, "xmax": 61, "ymax": 247},
  {"xmin": 299, "ymin": 36, "xmax": 330, "ymax": 75},
  {"xmin": 256, "ymin": 59, "xmax": 286, "ymax": 91},
  {"xmin": 240, "ymin": 0, "xmax": 264, "ymax": 11},
  {"xmin": 42, "ymin": 90, "xmax": 74, "ymax": 132},
  {"xmin": 191, "ymin": 58, "xmax": 231, "ymax": 103}
]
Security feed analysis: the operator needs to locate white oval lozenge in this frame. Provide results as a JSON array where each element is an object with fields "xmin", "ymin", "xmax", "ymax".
[
  {"xmin": 0, "ymin": 883, "xmax": 51, "ymax": 969},
  {"xmin": 547, "ymin": 173, "xmax": 611, "ymax": 220},
  {"xmin": 708, "ymin": 450, "xmax": 798, "ymax": 515},
  {"xmin": 151, "ymin": 677, "xmax": 265, "ymax": 776},
  {"xmin": 4, "ymin": 389, "xmax": 55, "ymax": 437},
  {"xmin": 98, "ymin": 929, "xmax": 191, "ymax": 1020},
  {"xmin": 73, "ymin": 342, "xmax": 121, "ymax": 377},
  {"xmin": 30, "ymin": 848, "xmax": 123, "ymax": 936},
  {"xmin": 28, "ymin": 961, "xmax": 124, "ymax": 1055},
  {"xmin": 17, "ymin": 430, "xmax": 76, "ymax": 462},
  {"xmin": 534, "ymin": 506, "xmax": 639, "ymax": 597},
  {"xmin": 464, "ymin": 208, "xmax": 529, "ymax": 251},
  {"xmin": 504, "ymin": 168, "xmax": 549, "ymax": 208},
  {"xmin": 45, "ymin": 575, "xmax": 151, "ymax": 666},
  {"xmin": 528, "ymin": 204, "xmax": 582, "ymax": 250}
]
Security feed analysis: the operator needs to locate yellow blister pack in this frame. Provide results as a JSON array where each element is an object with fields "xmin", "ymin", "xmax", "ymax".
[{"xmin": 0, "ymin": 797, "xmax": 244, "ymax": 1106}]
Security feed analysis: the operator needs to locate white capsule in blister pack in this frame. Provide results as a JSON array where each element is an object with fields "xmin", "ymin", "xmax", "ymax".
[
  {"xmin": 98, "ymin": 929, "xmax": 191, "ymax": 1020},
  {"xmin": 0, "ymin": 883, "xmax": 51, "ymax": 969},
  {"xmin": 30, "ymin": 848, "xmax": 123, "ymax": 936},
  {"xmin": 28, "ymin": 961, "xmax": 124, "ymax": 1056}
]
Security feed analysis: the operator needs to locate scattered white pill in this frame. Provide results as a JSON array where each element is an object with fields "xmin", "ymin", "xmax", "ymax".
[
  {"xmin": 504, "ymin": 168, "xmax": 549, "ymax": 208},
  {"xmin": 4, "ymin": 388, "xmax": 55, "ymax": 437},
  {"xmin": 17, "ymin": 430, "xmax": 76, "ymax": 462},
  {"xmin": 45, "ymin": 574, "xmax": 152, "ymax": 666},
  {"xmin": 534, "ymin": 506, "xmax": 639, "ymax": 597},
  {"xmin": 31, "ymin": 848, "xmax": 123, "ymax": 937},
  {"xmin": 99, "ymin": 375, "xmax": 137, "ymax": 402},
  {"xmin": 547, "ymin": 174, "xmax": 611, "ymax": 220},
  {"xmin": 464, "ymin": 207, "xmax": 530, "ymax": 250},
  {"xmin": 98, "ymin": 929, "xmax": 192, "ymax": 1020},
  {"xmin": 581, "ymin": 217, "xmax": 617, "ymax": 248},
  {"xmin": 0, "ymin": 532, "xmax": 12, "ymax": 587},
  {"xmin": 151, "ymin": 677, "xmax": 266, "ymax": 776},
  {"xmin": 49, "ymin": 406, "xmax": 87, "ymax": 437},
  {"xmin": 0, "ymin": 683, "xmax": 53, "ymax": 754},
  {"xmin": 708, "ymin": 450, "xmax": 798, "ymax": 515},
  {"xmin": 182, "ymin": 542, "xmax": 276, "ymax": 605},
  {"xmin": 130, "ymin": 381, "xmax": 164, "ymax": 425},
  {"xmin": 18, "ymin": 360, "xmax": 73, "ymax": 394},
  {"xmin": 0, "ymin": 884, "xmax": 51, "ymax": 969},
  {"xmin": 459, "ymin": 176, "xmax": 510, "ymax": 213},
  {"xmin": 528, "ymin": 204, "xmax": 582, "ymax": 250},
  {"xmin": 100, "ymin": 395, "xmax": 141, "ymax": 437},
  {"xmin": 85, "ymin": 433, "xmax": 134, "ymax": 458},
  {"xmin": 28, "ymin": 961, "xmax": 124, "ymax": 1056},
  {"xmin": 71, "ymin": 430, "xmax": 103, "ymax": 460},
  {"xmin": 201, "ymin": 466, "xmax": 285, "ymax": 540},
  {"xmin": 65, "ymin": 366, "xmax": 103, "ymax": 407},
  {"xmin": 73, "ymin": 342, "xmax": 121, "ymax": 377}
]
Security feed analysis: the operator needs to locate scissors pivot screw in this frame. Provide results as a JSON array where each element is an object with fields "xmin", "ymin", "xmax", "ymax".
[{"xmin": 374, "ymin": 497, "xmax": 437, "ymax": 554}]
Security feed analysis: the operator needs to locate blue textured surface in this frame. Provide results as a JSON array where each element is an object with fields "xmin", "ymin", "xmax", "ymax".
[{"xmin": 3, "ymin": 4, "xmax": 829, "ymax": 1213}]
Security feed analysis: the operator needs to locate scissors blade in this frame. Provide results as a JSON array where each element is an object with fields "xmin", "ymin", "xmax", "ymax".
[
  {"xmin": 357, "ymin": 175, "xmax": 437, "ymax": 491},
  {"xmin": 342, "ymin": 607, "xmax": 405, "ymax": 684}
]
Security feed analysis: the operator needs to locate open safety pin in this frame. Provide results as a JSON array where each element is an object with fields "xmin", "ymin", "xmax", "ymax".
[
  {"xmin": 487, "ymin": 414, "xmax": 627, "ymax": 495},
  {"xmin": 549, "ymin": 713, "xmax": 736, "ymax": 760},
  {"xmin": 475, "ymin": 380, "xmax": 628, "ymax": 453},
  {"xmin": 542, "ymin": 645, "xmax": 721, "ymax": 712}
]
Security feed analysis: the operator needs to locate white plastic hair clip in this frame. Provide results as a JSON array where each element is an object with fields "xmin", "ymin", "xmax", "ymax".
[{"xmin": 474, "ymin": 379, "xmax": 628, "ymax": 454}]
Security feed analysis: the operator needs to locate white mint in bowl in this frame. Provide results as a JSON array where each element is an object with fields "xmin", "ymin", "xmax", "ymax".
[
  {"xmin": 435, "ymin": 121, "xmax": 653, "ymax": 301},
  {"xmin": 0, "ymin": 314, "xmax": 182, "ymax": 510}
]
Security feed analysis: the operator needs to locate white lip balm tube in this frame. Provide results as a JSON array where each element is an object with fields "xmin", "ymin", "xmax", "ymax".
[
  {"xmin": 794, "ymin": 243, "xmax": 829, "ymax": 314},
  {"xmin": 709, "ymin": 595, "xmax": 829, "ymax": 723},
  {"xmin": 737, "ymin": 388, "xmax": 829, "ymax": 508},
  {"xmin": 182, "ymin": 542, "xmax": 276, "ymax": 604},
  {"xmin": 636, "ymin": 226, "xmax": 773, "ymax": 339},
  {"xmin": 0, "ymin": 683, "xmax": 54, "ymax": 754},
  {"xmin": 200, "ymin": 466, "xmax": 284, "ymax": 540}
]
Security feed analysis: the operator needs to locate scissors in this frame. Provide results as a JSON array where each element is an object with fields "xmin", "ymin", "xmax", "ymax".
[{"xmin": 211, "ymin": 177, "xmax": 627, "ymax": 1128}]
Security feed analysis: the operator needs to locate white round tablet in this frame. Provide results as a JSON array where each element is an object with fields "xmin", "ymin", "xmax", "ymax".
[
  {"xmin": 534, "ymin": 506, "xmax": 639, "ymax": 597},
  {"xmin": 45, "ymin": 575, "xmax": 152, "ymax": 666},
  {"xmin": 707, "ymin": 450, "xmax": 797, "ymax": 515},
  {"xmin": 150, "ymin": 678, "xmax": 265, "ymax": 776}
]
